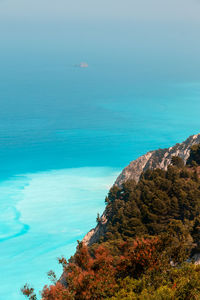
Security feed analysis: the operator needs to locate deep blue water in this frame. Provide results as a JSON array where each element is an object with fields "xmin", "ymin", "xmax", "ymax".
[{"xmin": 0, "ymin": 4, "xmax": 200, "ymax": 299}]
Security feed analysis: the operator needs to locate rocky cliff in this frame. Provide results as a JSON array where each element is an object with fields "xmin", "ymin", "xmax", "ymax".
[
  {"xmin": 115, "ymin": 133, "xmax": 200, "ymax": 186},
  {"xmin": 83, "ymin": 133, "xmax": 200, "ymax": 246}
]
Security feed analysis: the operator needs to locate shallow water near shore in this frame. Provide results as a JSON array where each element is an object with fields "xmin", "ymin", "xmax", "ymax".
[{"xmin": 0, "ymin": 167, "xmax": 119, "ymax": 299}]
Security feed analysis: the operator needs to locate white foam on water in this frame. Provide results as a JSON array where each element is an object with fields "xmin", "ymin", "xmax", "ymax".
[{"xmin": 0, "ymin": 167, "xmax": 119, "ymax": 300}]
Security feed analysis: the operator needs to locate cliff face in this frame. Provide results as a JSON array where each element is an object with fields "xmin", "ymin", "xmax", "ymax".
[
  {"xmin": 82, "ymin": 133, "xmax": 200, "ymax": 246},
  {"xmin": 115, "ymin": 134, "xmax": 200, "ymax": 186}
]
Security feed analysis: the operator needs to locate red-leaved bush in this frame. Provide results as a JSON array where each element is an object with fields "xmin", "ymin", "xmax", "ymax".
[{"xmin": 22, "ymin": 237, "xmax": 162, "ymax": 300}]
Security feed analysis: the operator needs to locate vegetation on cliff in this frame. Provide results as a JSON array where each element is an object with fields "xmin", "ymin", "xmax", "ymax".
[
  {"xmin": 22, "ymin": 145, "xmax": 200, "ymax": 299},
  {"xmin": 103, "ymin": 163, "xmax": 200, "ymax": 244}
]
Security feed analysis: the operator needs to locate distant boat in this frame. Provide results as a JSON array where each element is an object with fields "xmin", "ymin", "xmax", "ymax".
[{"xmin": 79, "ymin": 62, "xmax": 89, "ymax": 68}]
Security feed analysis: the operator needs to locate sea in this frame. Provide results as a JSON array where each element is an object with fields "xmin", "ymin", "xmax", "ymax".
[{"xmin": 0, "ymin": 3, "xmax": 200, "ymax": 299}]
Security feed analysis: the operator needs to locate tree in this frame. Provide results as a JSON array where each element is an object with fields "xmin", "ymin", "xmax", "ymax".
[
  {"xmin": 187, "ymin": 144, "xmax": 200, "ymax": 166},
  {"xmin": 171, "ymin": 156, "xmax": 184, "ymax": 168},
  {"xmin": 96, "ymin": 213, "xmax": 101, "ymax": 224}
]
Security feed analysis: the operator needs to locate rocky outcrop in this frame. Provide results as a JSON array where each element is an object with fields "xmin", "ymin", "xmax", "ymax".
[
  {"xmin": 82, "ymin": 212, "xmax": 107, "ymax": 245},
  {"xmin": 83, "ymin": 133, "xmax": 200, "ymax": 246},
  {"xmin": 115, "ymin": 134, "xmax": 200, "ymax": 186}
]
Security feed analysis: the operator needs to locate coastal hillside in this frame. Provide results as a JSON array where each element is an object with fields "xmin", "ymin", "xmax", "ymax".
[
  {"xmin": 22, "ymin": 140, "xmax": 200, "ymax": 299},
  {"xmin": 83, "ymin": 133, "xmax": 200, "ymax": 246},
  {"xmin": 22, "ymin": 137, "xmax": 200, "ymax": 299}
]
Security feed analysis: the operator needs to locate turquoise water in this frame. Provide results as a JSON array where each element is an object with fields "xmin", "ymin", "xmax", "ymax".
[
  {"xmin": 0, "ymin": 168, "xmax": 119, "ymax": 299},
  {"xmin": 0, "ymin": 1, "xmax": 200, "ymax": 298}
]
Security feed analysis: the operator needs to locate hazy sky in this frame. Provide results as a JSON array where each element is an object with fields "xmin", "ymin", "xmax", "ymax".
[
  {"xmin": 0, "ymin": 0, "xmax": 200, "ymax": 23},
  {"xmin": 0, "ymin": 0, "xmax": 200, "ymax": 84}
]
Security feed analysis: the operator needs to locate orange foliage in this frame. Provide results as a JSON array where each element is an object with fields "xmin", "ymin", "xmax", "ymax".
[
  {"xmin": 23, "ymin": 238, "xmax": 163, "ymax": 300},
  {"xmin": 118, "ymin": 237, "xmax": 161, "ymax": 278},
  {"xmin": 63, "ymin": 243, "xmax": 117, "ymax": 299},
  {"xmin": 42, "ymin": 282, "xmax": 72, "ymax": 300}
]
